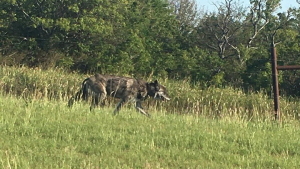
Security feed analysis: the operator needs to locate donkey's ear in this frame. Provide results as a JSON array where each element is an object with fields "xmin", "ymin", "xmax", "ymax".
[{"xmin": 154, "ymin": 80, "xmax": 158, "ymax": 85}]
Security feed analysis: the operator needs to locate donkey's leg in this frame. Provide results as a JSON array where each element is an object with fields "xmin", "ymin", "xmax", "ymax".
[{"xmin": 135, "ymin": 101, "xmax": 151, "ymax": 117}]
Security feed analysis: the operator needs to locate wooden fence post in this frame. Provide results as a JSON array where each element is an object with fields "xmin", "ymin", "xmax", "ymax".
[
  {"xmin": 270, "ymin": 44, "xmax": 300, "ymax": 121},
  {"xmin": 271, "ymin": 44, "xmax": 280, "ymax": 121}
]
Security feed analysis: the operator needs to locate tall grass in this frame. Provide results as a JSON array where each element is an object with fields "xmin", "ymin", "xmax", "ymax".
[
  {"xmin": 0, "ymin": 66, "xmax": 83, "ymax": 100},
  {"xmin": 1, "ymin": 65, "xmax": 300, "ymax": 121},
  {"xmin": 1, "ymin": 94, "xmax": 300, "ymax": 168},
  {"xmin": 1, "ymin": 66, "xmax": 300, "ymax": 168}
]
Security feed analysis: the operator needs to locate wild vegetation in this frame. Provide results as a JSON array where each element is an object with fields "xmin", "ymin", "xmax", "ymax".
[
  {"xmin": 1, "ymin": 65, "xmax": 300, "ymax": 121},
  {"xmin": 1, "ymin": 0, "xmax": 300, "ymax": 96},
  {"xmin": 1, "ymin": 0, "xmax": 300, "ymax": 167},
  {"xmin": 1, "ymin": 73, "xmax": 300, "ymax": 168}
]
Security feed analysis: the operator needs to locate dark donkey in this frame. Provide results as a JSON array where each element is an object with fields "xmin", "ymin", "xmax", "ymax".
[{"xmin": 68, "ymin": 74, "xmax": 171, "ymax": 117}]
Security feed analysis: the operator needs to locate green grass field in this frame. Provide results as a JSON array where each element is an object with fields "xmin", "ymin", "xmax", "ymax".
[
  {"xmin": 1, "ymin": 66, "xmax": 300, "ymax": 168},
  {"xmin": 1, "ymin": 95, "xmax": 300, "ymax": 168}
]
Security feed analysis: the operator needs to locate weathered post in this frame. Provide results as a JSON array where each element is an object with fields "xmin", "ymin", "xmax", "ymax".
[
  {"xmin": 270, "ymin": 43, "xmax": 280, "ymax": 121},
  {"xmin": 271, "ymin": 43, "xmax": 300, "ymax": 121}
]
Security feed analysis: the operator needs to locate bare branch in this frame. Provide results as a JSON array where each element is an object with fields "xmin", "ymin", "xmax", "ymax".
[
  {"xmin": 246, "ymin": 0, "xmax": 269, "ymax": 47},
  {"xmin": 199, "ymin": 0, "xmax": 247, "ymax": 60}
]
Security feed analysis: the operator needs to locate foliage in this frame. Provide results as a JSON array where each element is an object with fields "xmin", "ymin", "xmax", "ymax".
[{"xmin": 0, "ymin": 0, "xmax": 300, "ymax": 97}]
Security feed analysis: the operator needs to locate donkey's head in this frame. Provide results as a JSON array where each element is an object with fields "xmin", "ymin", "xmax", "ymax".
[{"xmin": 147, "ymin": 80, "xmax": 171, "ymax": 101}]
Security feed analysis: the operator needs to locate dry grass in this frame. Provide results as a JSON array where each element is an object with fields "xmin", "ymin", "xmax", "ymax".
[{"xmin": 1, "ymin": 65, "xmax": 299, "ymax": 121}]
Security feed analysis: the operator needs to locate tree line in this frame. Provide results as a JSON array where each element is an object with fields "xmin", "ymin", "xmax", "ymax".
[{"xmin": 1, "ymin": 0, "xmax": 300, "ymax": 96}]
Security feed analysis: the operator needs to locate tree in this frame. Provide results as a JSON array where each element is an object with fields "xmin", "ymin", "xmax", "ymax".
[
  {"xmin": 274, "ymin": 7, "xmax": 300, "ymax": 96},
  {"xmin": 168, "ymin": 0, "xmax": 199, "ymax": 34},
  {"xmin": 196, "ymin": 0, "xmax": 246, "ymax": 60}
]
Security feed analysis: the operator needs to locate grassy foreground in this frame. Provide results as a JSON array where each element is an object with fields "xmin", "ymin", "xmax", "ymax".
[{"xmin": 1, "ymin": 95, "xmax": 300, "ymax": 168}]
